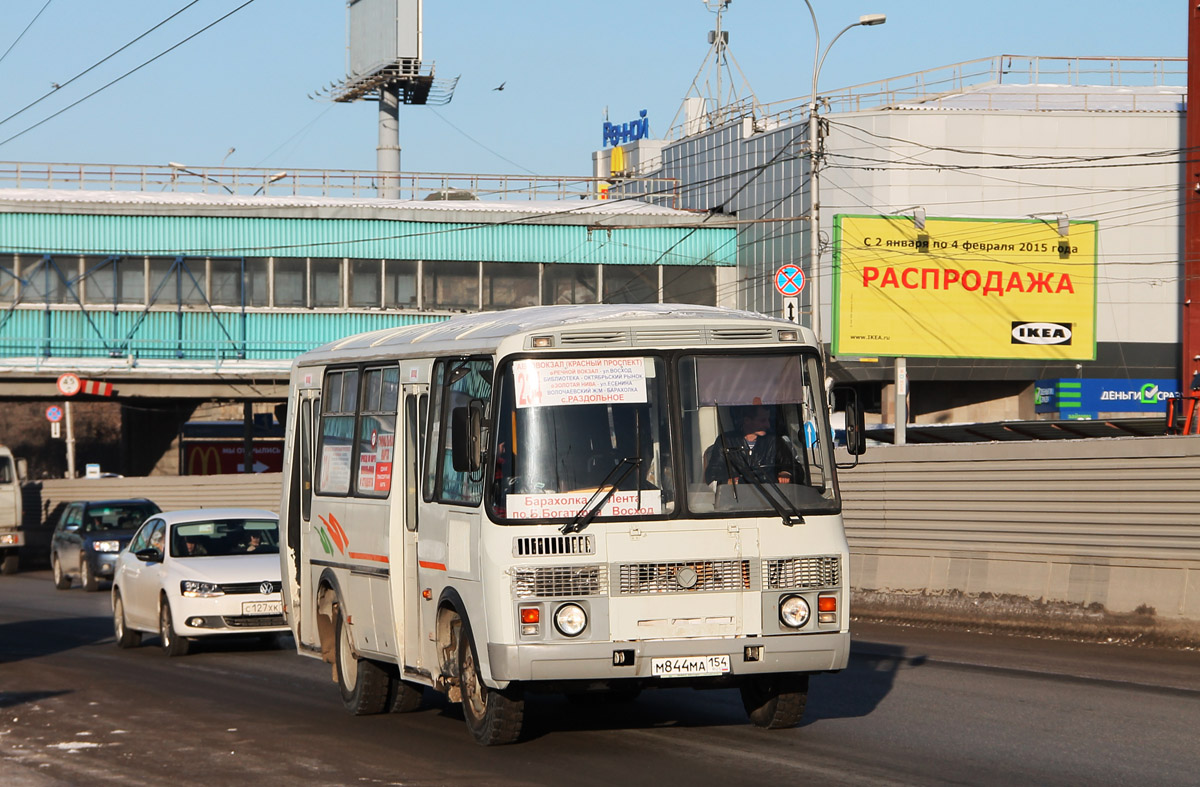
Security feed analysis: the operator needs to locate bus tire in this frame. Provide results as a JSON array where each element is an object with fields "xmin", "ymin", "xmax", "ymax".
[
  {"xmin": 457, "ymin": 619, "xmax": 524, "ymax": 746},
  {"xmin": 1, "ymin": 552, "xmax": 18, "ymax": 575},
  {"xmin": 335, "ymin": 610, "xmax": 390, "ymax": 715},
  {"xmin": 388, "ymin": 677, "xmax": 424, "ymax": 713},
  {"xmin": 741, "ymin": 673, "xmax": 808, "ymax": 729}
]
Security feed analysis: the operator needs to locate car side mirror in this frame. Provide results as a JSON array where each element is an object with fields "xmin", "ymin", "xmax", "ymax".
[
  {"xmin": 450, "ymin": 401, "xmax": 483, "ymax": 472},
  {"xmin": 134, "ymin": 547, "xmax": 162, "ymax": 563}
]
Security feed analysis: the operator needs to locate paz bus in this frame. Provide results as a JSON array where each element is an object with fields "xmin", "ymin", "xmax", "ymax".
[{"xmin": 278, "ymin": 304, "xmax": 865, "ymax": 745}]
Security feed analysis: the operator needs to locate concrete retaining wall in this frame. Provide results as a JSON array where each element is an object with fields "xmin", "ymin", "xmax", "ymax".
[{"xmin": 839, "ymin": 435, "xmax": 1200, "ymax": 630}]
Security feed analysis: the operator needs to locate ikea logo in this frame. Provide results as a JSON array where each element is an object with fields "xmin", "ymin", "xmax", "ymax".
[{"xmin": 1011, "ymin": 321, "xmax": 1072, "ymax": 345}]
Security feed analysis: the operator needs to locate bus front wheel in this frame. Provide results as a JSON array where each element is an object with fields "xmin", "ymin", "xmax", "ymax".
[
  {"xmin": 740, "ymin": 673, "xmax": 809, "ymax": 729},
  {"xmin": 334, "ymin": 609, "xmax": 390, "ymax": 715},
  {"xmin": 457, "ymin": 619, "xmax": 524, "ymax": 746}
]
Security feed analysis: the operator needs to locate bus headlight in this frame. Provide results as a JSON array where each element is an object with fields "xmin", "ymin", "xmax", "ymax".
[
  {"xmin": 779, "ymin": 595, "xmax": 811, "ymax": 628},
  {"xmin": 553, "ymin": 603, "xmax": 587, "ymax": 637}
]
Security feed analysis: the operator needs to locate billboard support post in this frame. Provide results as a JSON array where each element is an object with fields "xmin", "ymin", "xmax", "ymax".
[{"xmin": 895, "ymin": 357, "xmax": 907, "ymax": 445}]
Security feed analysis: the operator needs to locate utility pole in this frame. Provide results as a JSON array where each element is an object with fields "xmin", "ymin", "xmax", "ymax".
[{"xmin": 1186, "ymin": 2, "xmax": 1200, "ymax": 407}]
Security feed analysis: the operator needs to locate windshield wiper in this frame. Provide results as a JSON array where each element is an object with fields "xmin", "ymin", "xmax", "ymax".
[
  {"xmin": 562, "ymin": 456, "xmax": 640, "ymax": 535},
  {"xmin": 725, "ymin": 448, "xmax": 805, "ymax": 527}
]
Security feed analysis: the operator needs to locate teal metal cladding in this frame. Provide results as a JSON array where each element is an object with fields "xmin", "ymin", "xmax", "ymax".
[
  {"xmin": 0, "ymin": 210, "xmax": 736, "ymax": 360},
  {"xmin": 0, "ymin": 213, "xmax": 738, "ymax": 266},
  {"xmin": 0, "ymin": 308, "xmax": 444, "ymax": 360}
]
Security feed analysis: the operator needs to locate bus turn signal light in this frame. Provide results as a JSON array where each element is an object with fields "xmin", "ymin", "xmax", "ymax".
[
  {"xmin": 818, "ymin": 596, "xmax": 836, "ymax": 612},
  {"xmin": 520, "ymin": 607, "xmax": 540, "ymax": 624}
]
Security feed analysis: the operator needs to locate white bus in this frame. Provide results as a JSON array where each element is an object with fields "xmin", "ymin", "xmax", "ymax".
[{"xmin": 278, "ymin": 304, "xmax": 865, "ymax": 745}]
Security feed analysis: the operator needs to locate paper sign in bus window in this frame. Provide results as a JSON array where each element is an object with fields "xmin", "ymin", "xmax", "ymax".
[
  {"xmin": 507, "ymin": 490, "xmax": 662, "ymax": 519},
  {"xmin": 512, "ymin": 358, "xmax": 647, "ymax": 408}
]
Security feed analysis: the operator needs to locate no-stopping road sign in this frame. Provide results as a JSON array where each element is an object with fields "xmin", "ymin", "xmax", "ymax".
[{"xmin": 775, "ymin": 264, "xmax": 805, "ymax": 297}]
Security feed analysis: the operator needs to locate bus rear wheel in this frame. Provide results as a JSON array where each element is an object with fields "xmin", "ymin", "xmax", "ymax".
[
  {"xmin": 334, "ymin": 609, "xmax": 390, "ymax": 715},
  {"xmin": 457, "ymin": 620, "xmax": 524, "ymax": 746},
  {"xmin": 740, "ymin": 673, "xmax": 809, "ymax": 729}
]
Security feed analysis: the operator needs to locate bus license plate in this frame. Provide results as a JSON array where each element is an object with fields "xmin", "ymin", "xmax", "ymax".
[
  {"xmin": 651, "ymin": 654, "xmax": 731, "ymax": 678},
  {"xmin": 242, "ymin": 601, "xmax": 281, "ymax": 615}
]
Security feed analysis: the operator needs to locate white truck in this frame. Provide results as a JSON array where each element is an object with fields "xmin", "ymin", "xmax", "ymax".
[{"xmin": 0, "ymin": 445, "xmax": 27, "ymax": 574}]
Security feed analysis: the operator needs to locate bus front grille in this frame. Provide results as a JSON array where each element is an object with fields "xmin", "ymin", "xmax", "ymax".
[
  {"xmin": 763, "ymin": 556, "xmax": 841, "ymax": 589},
  {"xmin": 511, "ymin": 565, "xmax": 608, "ymax": 598},
  {"xmin": 617, "ymin": 560, "xmax": 751, "ymax": 595}
]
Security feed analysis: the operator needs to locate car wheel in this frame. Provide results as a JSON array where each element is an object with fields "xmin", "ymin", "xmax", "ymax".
[
  {"xmin": 1, "ymin": 552, "xmax": 18, "ymax": 575},
  {"xmin": 113, "ymin": 592, "xmax": 142, "ymax": 649},
  {"xmin": 334, "ymin": 607, "xmax": 390, "ymax": 715},
  {"xmin": 52, "ymin": 553, "xmax": 71, "ymax": 590},
  {"xmin": 457, "ymin": 616, "xmax": 524, "ymax": 746},
  {"xmin": 81, "ymin": 558, "xmax": 100, "ymax": 592},
  {"xmin": 740, "ymin": 673, "xmax": 808, "ymax": 729},
  {"xmin": 159, "ymin": 599, "xmax": 190, "ymax": 657}
]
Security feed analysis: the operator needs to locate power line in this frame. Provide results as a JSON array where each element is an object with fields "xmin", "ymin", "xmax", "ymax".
[
  {"xmin": 0, "ymin": 0, "xmax": 53, "ymax": 69},
  {"xmin": 0, "ymin": 1, "xmax": 204, "ymax": 131},
  {"xmin": 0, "ymin": 0, "xmax": 259, "ymax": 149}
]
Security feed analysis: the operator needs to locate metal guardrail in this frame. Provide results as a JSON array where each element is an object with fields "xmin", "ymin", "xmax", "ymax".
[
  {"xmin": 667, "ymin": 55, "xmax": 1187, "ymax": 140},
  {"xmin": 0, "ymin": 161, "xmax": 680, "ymax": 206}
]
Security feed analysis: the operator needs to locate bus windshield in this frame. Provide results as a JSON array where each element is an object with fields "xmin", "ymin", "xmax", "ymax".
[
  {"xmin": 491, "ymin": 356, "xmax": 674, "ymax": 523},
  {"xmin": 678, "ymin": 353, "xmax": 838, "ymax": 517}
]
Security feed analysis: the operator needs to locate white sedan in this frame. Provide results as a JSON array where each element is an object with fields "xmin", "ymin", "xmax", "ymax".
[{"xmin": 111, "ymin": 508, "xmax": 287, "ymax": 657}]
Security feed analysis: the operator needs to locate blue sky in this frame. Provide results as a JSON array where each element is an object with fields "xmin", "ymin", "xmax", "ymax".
[{"xmin": 0, "ymin": 1, "xmax": 1187, "ymax": 177}]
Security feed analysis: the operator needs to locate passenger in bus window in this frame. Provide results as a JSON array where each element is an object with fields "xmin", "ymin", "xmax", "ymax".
[{"xmin": 704, "ymin": 405, "xmax": 795, "ymax": 485}]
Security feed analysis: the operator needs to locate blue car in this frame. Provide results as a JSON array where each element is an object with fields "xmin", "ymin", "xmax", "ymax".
[{"xmin": 50, "ymin": 499, "xmax": 161, "ymax": 592}]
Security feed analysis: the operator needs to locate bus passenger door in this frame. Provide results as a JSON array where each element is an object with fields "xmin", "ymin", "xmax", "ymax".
[
  {"xmin": 394, "ymin": 383, "xmax": 428, "ymax": 672},
  {"xmin": 291, "ymin": 389, "xmax": 318, "ymax": 650}
]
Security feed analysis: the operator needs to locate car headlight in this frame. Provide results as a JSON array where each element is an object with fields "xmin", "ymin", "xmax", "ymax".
[
  {"xmin": 181, "ymin": 580, "xmax": 224, "ymax": 598},
  {"xmin": 92, "ymin": 540, "xmax": 121, "ymax": 553},
  {"xmin": 553, "ymin": 603, "xmax": 587, "ymax": 637},
  {"xmin": 779, "ymin": 595, "xmax": 811, "ymax": 628}
]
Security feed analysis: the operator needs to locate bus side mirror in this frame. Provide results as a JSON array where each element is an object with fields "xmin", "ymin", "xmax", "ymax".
[
  {"xmin": 451, "ymin": 402, "xmax": 483, "ymax": 472},
  {"xmin": 839, "ymin": 388, "xmax": 867, "ymax": 456},
  {"xmin": 16, "ymin": 458, "xmax": 27, "ymax": 482}
]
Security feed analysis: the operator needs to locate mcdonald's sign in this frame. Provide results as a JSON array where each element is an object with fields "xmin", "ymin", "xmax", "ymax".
[{"xmin": 183, "ymin": 442, "xmax": 284, "ymax": 475}]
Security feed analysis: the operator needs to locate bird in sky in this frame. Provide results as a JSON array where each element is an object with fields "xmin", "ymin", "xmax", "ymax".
[
  {"xmin": 50, "ymin": 82, "xmax": 61, "ymax": 90},
  {"xmin": 493, "ymin": 82, "xmax": 506, "ymax": 91}
]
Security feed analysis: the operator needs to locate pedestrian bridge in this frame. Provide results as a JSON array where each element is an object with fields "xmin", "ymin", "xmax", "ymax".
[{"xmin": 0, "ymin": 162, "xmax": 737, "ymax": 399}]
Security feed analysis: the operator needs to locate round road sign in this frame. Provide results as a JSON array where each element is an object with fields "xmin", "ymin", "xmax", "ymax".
[
  {"xmin": 46, "ymin": 405, "xmax": 63, "ymax": 423},
  {"xmin": 56, "ymin": 373, "xmax": 81, "ymax": 397},
  {"xmin": 775, "ymin": 264, "xmax": 805, "ymax": 296}
]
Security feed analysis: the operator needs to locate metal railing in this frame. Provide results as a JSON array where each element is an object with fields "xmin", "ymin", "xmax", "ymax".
[
  {"xmin": 0, "ymin": 161, "xmax": 680, "ymax": 207},
  {"xmin": 667, "ymin": 55, "xmax": 1187, "ymax": 140}
]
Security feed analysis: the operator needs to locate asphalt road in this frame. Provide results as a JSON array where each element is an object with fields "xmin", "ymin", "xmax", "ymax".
[{"xmin": 2, "ymin": 569, "xmax": 1199, "ymax": 786}]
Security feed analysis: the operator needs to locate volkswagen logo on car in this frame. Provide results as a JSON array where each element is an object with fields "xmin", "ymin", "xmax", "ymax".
[{"xmin": 1011, "ymin": 321, "xmax": 1072, "ymax": 345}]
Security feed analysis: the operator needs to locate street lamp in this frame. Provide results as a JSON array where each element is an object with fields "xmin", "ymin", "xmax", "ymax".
[
  {"xmin": 802, "ymin": 3, "xmax": 885, "ymax": 354},
  {"xmin": 168, "ymin": 161, "xmax": 234, "ymax": 195},
  {"xmin": 252, "ymin": 171, "xmax": 289, "ymax": 196}
]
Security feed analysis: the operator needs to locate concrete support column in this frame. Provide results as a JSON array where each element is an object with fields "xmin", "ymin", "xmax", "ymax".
[{"xmin": 377, "ymin": 84, "xmax": 401, "ymax": 199}]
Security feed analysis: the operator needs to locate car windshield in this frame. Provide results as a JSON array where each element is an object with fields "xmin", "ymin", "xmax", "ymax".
[
  {"xmin": 170, "ymin": 518, "xmax": 279, "ymax": 558},
  {"xmin": 490, "ymin": 356, "xmax": 674, "ymax": 523},
  {"xmin": 678, "ymin": 353, "xmax": 839, "ymax": 517},
  {"xmin": 83, "ymin": 503, "xmax": 159, "ymax": 533}
]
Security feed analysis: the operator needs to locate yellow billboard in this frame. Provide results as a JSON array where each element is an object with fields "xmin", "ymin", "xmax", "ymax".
[{"xmin": 832, "ymin": 215, "xmax": 1097, "ymax": 360}]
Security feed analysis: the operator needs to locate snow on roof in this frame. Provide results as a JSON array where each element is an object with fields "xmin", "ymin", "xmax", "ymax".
[{"xmin": 0, "ymin": 187, "xmax": 695, "ymax": 218}]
